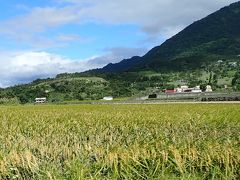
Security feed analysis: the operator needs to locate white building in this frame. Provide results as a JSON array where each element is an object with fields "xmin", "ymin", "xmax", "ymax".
[
  {"xmin": 193, "ymin": 86, "xmax": 202, "ymax": 93},
  {"xmin": 192, "ymin": 89, "xmax": 202, "ymax": 93},
  {"xmin": 229, "ymin": 62, "xmax": 237, "ymax": 67},
  {"xmin": 176, "ymin": 86, "xmax": 188, "ymax": 93},
  {"xmin": 176, "ymin": 85, "xmax": 202, "ymax": 93},
  {"xmin": 103, "ymin": 96, "xmax": 113, "ymax": 101},
  {"xmin": 181, "ymin": 85, "xmax": 189, "ymax": 90},
  {"xmin": 35, "ymin": 97, "xmax": 47, "ymax": 103},
  {"xmin": 205, "ymin": 85, "xmax": 213, "ymax": 92}
]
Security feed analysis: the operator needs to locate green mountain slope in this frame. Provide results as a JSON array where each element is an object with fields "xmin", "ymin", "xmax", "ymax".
[
  {"xmin": 1, "ymin": 2, "xmax": 240, "ymax": 103},
  {"xmin": 0, "ymin": 74, "xmax": 138, "ymax": 103},
  {"xmin": 0, "ymin": 77, "xmax": 108, "ymax": 103},
  {"xmin": 98, "ymin": 1, "xmax": 240, "ymax": 72}
]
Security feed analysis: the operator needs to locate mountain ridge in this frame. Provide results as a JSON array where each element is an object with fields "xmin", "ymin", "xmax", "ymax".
[
  {"xmin": 94, "ymin": 1, "xmax": 240, "ymax": 73},
  {"xmin": 1, "ymin": 2, "xmax": 240, "ymax": 103}
]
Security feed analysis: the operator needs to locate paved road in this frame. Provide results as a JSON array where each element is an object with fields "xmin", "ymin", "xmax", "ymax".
[{"xmin": 91, "ymin": 101, "xmax": 240, "ymax": 105}]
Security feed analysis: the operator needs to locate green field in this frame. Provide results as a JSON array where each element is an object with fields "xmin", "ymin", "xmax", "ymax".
[{"xmin": 0, "ymin": 104, "xmax": 239, "ymax": 179}]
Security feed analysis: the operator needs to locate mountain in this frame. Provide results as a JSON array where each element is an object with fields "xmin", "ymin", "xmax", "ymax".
[
  {"xmin": 93, "ymin": 56, "xmax": 141, "ymax": 73},
  {"xmin": 97, "ymin": 1, "xmax": 240, "ymax": 72},
  {"xmin": 101, "ymin": 56, "xmax": 141, "ymax": 72},
  {"xmin": 1, "ymin": 2, "xmax": 240, "ymax": 104}
]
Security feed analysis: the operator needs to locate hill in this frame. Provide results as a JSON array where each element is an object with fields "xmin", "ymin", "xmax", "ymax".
[
  {"xmin": 1, "ymin": 57, "xmax": 239, "ymax": 103},
  {"xmin": 0, "ymin": 74, "xmax": 139, "ymax": 103},
  {"xmin": 97, "ymin": 1, "xmax": 240, "ymax": 72},
  {"xmin": 1, "ymin": 2, "xmax": 240, "ymax": 103},
  {"xmin": 0, "ymin": 77, "xmax": 108, "ymax": 103}
]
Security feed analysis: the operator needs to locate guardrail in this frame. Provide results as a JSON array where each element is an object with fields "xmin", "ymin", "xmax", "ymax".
[{"xmin": 140, "ymin": 92, "xmax": 240, "ymax": 101}]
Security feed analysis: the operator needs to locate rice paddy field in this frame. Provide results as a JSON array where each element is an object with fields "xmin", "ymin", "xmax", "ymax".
[{"xmin": 0, "ymin": 104, "xmax": 239, "ymax": 179}]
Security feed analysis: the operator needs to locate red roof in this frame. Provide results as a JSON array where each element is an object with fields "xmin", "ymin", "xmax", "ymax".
[{"xmin": 165, "ymin": 90, "xmax": 176, "ymax": 93}]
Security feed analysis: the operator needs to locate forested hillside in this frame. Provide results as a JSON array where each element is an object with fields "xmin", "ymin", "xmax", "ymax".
[
  {"xmin": 97, "ymin": 1, "xmax": 240, "ymax": 72},
  {"xmin": 1, "ymin": 2, "xmax": 240, "ymax": 103}
]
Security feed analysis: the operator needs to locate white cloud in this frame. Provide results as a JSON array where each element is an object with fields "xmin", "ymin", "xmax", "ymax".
[
  {"xmin": 0, "ymin": 51, "xmax": 85, "ymax": 87},
  {"xmin": 55, "ymin": 0, "xmax": 238, "ymax": 38},
  {"xmin": 0, "ymin": 0, "xmax": 238, "ymax": 44},
  {"xmin": 0, "ymin": 47, "xmax": 146, "ymax": 87},
  {"xmin": 0, "ymin": 6, "xmax": 80, "ymax": 34},
  {"xmin": 0, "ymin": 6, "xmax": 84, "ymax": 48}
]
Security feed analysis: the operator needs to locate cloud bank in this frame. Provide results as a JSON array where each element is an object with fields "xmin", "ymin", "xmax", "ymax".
[
  {"xmin": 0, "ymin": 0, "xmax": 237, "ymax": 43},
  {"xmin": 0, "ymin": 47, "xmax": 146, "ymax": 87}
]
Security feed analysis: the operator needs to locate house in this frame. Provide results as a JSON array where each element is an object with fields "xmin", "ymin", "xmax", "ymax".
[
  {"xmin": 103, "ymin": 96, "xmax": 113, "ymax": 101},
  {"xmin": 35, "ymin": 97, "xmax": 47, "ymax": 103},
  {"xmin": 181, "ymin": 85, "xmax": 189, "ymax": 89},
  {"xmin": 191, "ymin": 86, "xmax": 202, "ymax": 93},
  {"xmin": 176, "ymin": 85, "xmax": 202, "ymax": 93},
  {"xmin": 205, "ymin": 85, "xmax": 213, "ymax": 92},
  {"xmin": 192, "ymin": 89, "xmax": 202, "ymax": 93},
  {"xmin": 229, "ymin": 62, "xmax": 237, "ymax": 67},
  {"xmin": 165, "ymin": 89, "xmax": 176, "ymax": 93},
  {"xmin": 176, "ymin": 85, "xmax": 189, "ymax": 92}
]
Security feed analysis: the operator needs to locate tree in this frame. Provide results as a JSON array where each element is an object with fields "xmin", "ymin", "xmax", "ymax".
[{"xmin": 232, "ymin": 71, "xmax": 240, "ymax": 91}]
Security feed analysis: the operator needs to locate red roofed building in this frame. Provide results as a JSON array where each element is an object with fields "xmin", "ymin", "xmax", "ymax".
[{"xmin": 165, "ymin": 89, "xmax": 176, "ymax": 93}]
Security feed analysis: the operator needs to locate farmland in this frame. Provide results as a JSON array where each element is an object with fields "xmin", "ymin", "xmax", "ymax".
[{"xmin": 0, "ymin": 104, "xmax": 239, "ymax": 179}]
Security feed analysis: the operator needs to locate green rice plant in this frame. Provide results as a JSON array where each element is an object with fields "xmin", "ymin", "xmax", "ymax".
[{"xmin": 0, "ymin": 104, "xmax": 239, "ymax": 179}]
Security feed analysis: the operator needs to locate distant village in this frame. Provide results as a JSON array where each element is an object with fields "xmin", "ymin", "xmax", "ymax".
[
  {"xmin": 164, "ymin": 85, "xmax": 212, "ymax": 94},
  {"xmin": 33, "ymin": 57, "xmax": 240, "ymax": 104},
  {"xmin": 35, "ymin": 85, "xmax": 213, "ymax": 103}
]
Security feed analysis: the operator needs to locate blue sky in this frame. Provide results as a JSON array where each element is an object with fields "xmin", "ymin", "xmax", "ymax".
[
  {"xmin": 0, "ymin": 0, "xmax": 152, "ymax": 59},
  {"xmin": 0, "ymin": 0, "xmax": 238, "ymax": 87}
]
